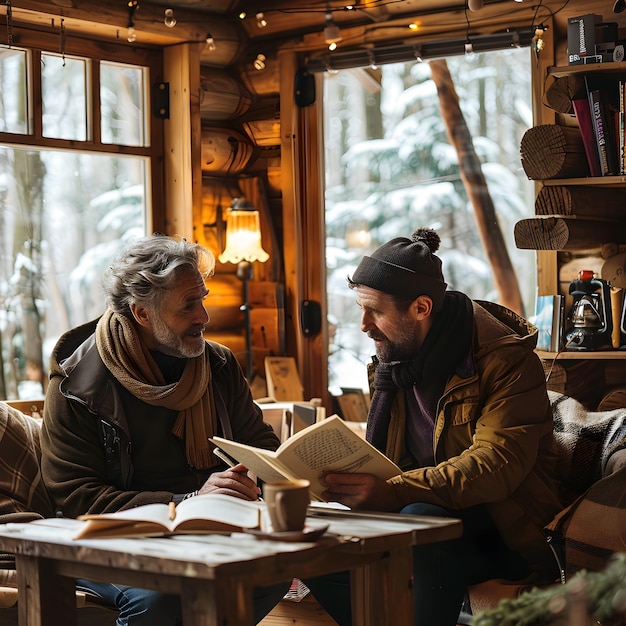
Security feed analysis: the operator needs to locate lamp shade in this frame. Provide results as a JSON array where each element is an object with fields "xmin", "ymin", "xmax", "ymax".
[{"xmin": 218, "ymin": 200, "xmax": 269, "ymax": 264}]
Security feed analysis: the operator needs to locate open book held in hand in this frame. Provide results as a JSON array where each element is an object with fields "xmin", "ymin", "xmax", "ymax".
[
  {"xmin": 211, "ymin": 415, "xmax": 401, "ymax": 501},
  {"xmin": 74, "ymin": 493, "xmax": 263, "ymax": 540}
]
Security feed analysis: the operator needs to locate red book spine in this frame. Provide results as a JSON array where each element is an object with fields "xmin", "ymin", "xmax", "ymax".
[{"xmin": 572, "ymin": 98, "xmax": 601, "ymax": 177}]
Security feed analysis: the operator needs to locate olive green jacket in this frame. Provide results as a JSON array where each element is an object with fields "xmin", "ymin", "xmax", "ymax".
[{"xmin": 376, "ymin": 300, "xmax": 563, "ymax": 578}]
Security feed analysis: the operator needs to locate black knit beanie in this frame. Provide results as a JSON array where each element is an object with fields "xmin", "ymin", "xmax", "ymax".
[{"xmin": 350, "ymin": 227, "xmax": 448, "ymax": 312}]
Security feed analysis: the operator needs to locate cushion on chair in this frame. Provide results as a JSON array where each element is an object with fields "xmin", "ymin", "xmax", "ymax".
[
  {"xmin": 548, "ymin": 390, "xmax": 626, "ymax": 505},
  {"xmin": 0, "ymin": 402, "xmax": 55, "ymax": 522},
  {"xmin": 546, "ymin": 464, "xmax": 626, "ymax": 578}
]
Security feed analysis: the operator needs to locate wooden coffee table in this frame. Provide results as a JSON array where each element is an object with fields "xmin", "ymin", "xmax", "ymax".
[{"xmin": 0, "ymin": 509, "xmax": 461, "ymax": 626}]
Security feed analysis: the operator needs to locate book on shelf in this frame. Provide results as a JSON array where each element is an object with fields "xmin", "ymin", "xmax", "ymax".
[
  {"xmin": 617, "ymin": 80, "xmax": 626, "ymax": 174},
  {"xmin": 572, "ymin": 98, "xmax": 602, "ymax": 176},
  {"xmin": 73, "ymin": 493, "xmax": 263, "ymax": 539},
  {"xmin": 585, "ymin": 76, "xmax": 620, "ymax": 176},
  {"xmin": 211, "ymin": 415, "xmax": 401, "ymax": 502},
  {"xmin": 532, "ymin": 295, "xmax": 565, "ymax": 353}
]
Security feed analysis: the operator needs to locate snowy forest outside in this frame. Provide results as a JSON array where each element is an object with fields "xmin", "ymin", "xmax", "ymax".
[
  {"xmin": 0, "ymin": 48, "xmax": 147, "ymax": 399},
  {"xmin": 324, "ymin": 48, "xmax": 535, "ymax": 392}
]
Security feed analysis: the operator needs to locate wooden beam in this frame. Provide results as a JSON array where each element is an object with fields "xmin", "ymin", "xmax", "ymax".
[{"xmin": 2, "ymin": 1, "xmax": 242, "ymax": 65}]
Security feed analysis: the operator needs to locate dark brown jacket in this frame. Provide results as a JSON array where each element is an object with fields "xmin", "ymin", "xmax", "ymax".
[{"xmin": 41, "ymin": 318, "xmax": 279, "ymax": 517}]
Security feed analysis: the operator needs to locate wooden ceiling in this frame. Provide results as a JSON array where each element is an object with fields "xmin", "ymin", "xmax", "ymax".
[{"xmin": 6, "ymin": 0, "xmax": 600, "ymax": 66}]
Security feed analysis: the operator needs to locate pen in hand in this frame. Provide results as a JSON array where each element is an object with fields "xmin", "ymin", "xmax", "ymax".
[
  {"xmin": 212, "ymin": 446, "xmax": 263, "ymax": 501},
  {"xmin": 213, "ymin": 446, "xmax": 237, "ymax": 468}
]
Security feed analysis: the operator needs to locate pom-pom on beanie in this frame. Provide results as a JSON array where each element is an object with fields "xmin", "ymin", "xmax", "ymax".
[{"xmin": 350, "ymin": 227, "xmax": 447, "ymax": 312}]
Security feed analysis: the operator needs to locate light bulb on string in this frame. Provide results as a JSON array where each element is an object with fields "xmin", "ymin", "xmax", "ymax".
[
  {"xmin": 205, "ymin": 33, "xmax": 216, "ymax": 51},
  {"xmin": 532, "ymin": 26, "xmax": 545, "ymax": 53},
  {"xmin": 256, "ymin": 12, "xmax": 267, "ymax": 28},
  {"xmin": 164, "ymin": 8, "xmax": 176, "ymax": 28},
  {"xmin": 253, "ymin": 53, "xmax": 266, "ymax": 70},
  {"xmin": 127, "ymin": 0, "xmax": 138, "ymax": 43},
  {"xmin": 324, "ymin": 12, "xmax": 342, "ymax": 50}
]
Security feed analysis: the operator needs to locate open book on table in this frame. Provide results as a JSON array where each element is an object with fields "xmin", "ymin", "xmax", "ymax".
[
  {"xmin": 211, "ymin": 414, "xmax": 401, "ymax": 501},
  {"xmin": 73, "ymin": 493, "xmax": 263, "ymax": 540}
]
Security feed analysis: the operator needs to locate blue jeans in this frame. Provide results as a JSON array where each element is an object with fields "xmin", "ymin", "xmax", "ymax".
[
  {"xmin": 76, "ymin": 578, "xmax": 291, "ymax": 626},
  {"xmin": 304, "ymin": 503, "xmax": 532, "ymax": 626}
]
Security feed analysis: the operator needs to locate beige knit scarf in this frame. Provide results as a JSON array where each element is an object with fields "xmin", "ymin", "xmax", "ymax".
[{"xmin": 95, "ymin": 309, "xmax": 218, "ymax": 468}]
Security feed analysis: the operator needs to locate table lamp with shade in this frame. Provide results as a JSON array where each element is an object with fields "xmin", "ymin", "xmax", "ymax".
[{"xmin": 218, "ymin": 198, "xmax": 269, "ymax": 380}]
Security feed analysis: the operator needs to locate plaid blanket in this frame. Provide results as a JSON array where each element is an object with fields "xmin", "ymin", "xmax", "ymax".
[
  {"xmin": 546, "ymin": 391, "xmax": 626, "ymax": 578},
  {"xmin": 0, "ymin": 402, "xmax": 54, "ymax": 522},
  {"xmin": 549, "ymin": 390, "xmax": 626, "ymax": 505}
]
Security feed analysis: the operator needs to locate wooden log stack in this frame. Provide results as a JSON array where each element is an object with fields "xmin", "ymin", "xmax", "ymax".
[
  {"xmin": 520, "ymin": 124, "xmax": 590, "ymax": 180},
  {"xmin": 514, "ymin": 216, "xmax": 626, "ymax": 250},
  {"xmin": 535, "ymin": 186, "xmax": 626, "ymax": 218}
]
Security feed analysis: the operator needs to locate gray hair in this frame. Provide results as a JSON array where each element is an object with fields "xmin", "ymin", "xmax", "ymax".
[{"xmin": 101, "ymin": 234, "xmax": 215, "ymax": 316}]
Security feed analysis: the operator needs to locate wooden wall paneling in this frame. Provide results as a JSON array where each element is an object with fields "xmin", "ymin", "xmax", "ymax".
[
  {"xmin": 163, "ymin": 43, "xmax": 201, "ymax": 240},
  {"xmin": 249, "ymin": 281, "xmax": 286, "ymax": 374},
  {"xmin": 239, "ymin": 53, "xmax": 281, "ymax": 98},
  {"xmin": 200, "ymin": 126, "xmax": 254, "ymax": 174},
  {"xmin": 205, "ymin": 274, "xmax": 245, "ymax": 331},
  {"xmin": 200, "ymin": 68, "xmax": 252, "ymax": 121},
  {"xmin": 242, "ymin": 115, "xmax": 282, "ymax": 147}
]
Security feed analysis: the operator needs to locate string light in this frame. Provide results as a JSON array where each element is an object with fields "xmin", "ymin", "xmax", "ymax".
[
  {"xmin": 205, "ymin": 33, "xmax": 216, "ymax": 51},
  {"xmin": 59, "ymin": 18, "xmax": 66, "ymax": 65},
  {"xmin": 164, "ymin": 8, "xmax": 176, "ymax": 28},
  {"xmin": 253, "ymin": 53, "xmax": 266, "ymax": 70},
  {"xmin": 532, "ymin": 26, "xmax": 545, "ymax": 53},
  {"xmin": 127, "ymin": 0, "xmax": 138, "ymax": 43},
  {"xmin": 256, "ymin": 12, "xmax": 267, "ymax": 28},
  {"xmin": 324, "ymin": 13, "xmax": 342, "ymax": 50}
]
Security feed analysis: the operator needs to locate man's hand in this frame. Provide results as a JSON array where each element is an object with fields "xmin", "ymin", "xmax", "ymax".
[
  {"xmin": 321, "ymin": 472, "xmax": 402, "ymax": 511},
  {"xmin": 197, "ymin": 464, "xmax": 261, "ymax": 501}
]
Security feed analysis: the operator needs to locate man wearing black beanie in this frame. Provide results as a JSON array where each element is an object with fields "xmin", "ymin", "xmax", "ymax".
[{"xmin": 305, "ymin": 227, "xmax": 563, "ymax": 625}]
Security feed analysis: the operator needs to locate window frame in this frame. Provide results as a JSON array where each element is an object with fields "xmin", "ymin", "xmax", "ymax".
[{"xmin": 0, "ymin": 27, "xmax": 165, "ymax": 232}]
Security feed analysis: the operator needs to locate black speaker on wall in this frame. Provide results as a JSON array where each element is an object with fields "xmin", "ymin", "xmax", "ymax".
[
  {"xmin": 300, "ymin": 299, "xmax": 321, "ymax": 337},
  {"xmin": 294, "ymin": 68, "xmax": 316, "ymax": 108}
]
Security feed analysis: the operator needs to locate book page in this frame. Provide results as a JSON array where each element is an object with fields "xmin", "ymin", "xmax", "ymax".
[
  {"xmin": 172, "ymin": 493, "xmax": 261, "ymax": 532},
  {"xmin": 213, "ymin": 417, "xmax": 400, "ymax": 501},
  {"xmin": 209, "ymin": 438, "xmax": 298, "ymax": 485},
  {"xmin": 278, "ymin": 415, "xmax": 401, "ymax": 498},
  {"xmin": 75, "ymin": 494, "xmax": 262, "ymax": 539}
]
